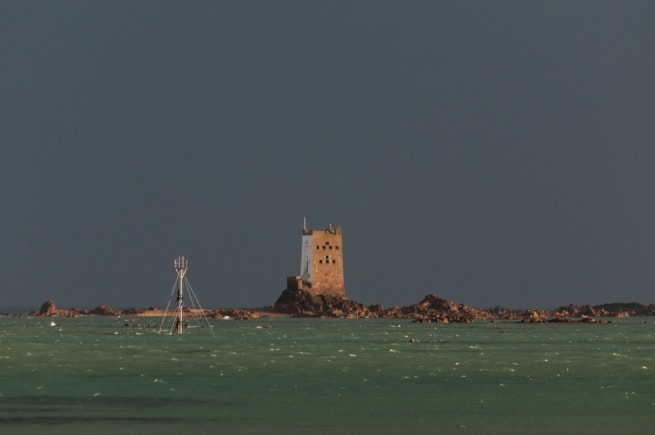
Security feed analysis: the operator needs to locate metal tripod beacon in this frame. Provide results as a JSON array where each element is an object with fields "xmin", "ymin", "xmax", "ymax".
[
  {"xmin": 174, "ymin": 256, "xmax": 188, "ymax": 334},
  {"xmin": 158, "ymin": 255, "xmax": 213, "ymax": 335}
]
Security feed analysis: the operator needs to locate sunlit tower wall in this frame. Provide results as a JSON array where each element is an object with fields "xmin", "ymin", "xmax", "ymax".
[{"xmin": 298, "ymin": 223, "xmax": 346, "ymax": 298}]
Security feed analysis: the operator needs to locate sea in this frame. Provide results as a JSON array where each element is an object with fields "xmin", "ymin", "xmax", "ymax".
[{"xmin": 1, "ymin": 315, "xmax": 654, "ymax": 434}]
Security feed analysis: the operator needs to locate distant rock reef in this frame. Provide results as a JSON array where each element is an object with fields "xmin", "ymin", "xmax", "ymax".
[
  {"xmin": 35, "ymin": 300, "xmax": 141, "ymax": 317},
  {"xmin": 273, "ymin": 290, "xmax": 654, "ymax": 323},
  {"xmin": 27, "ymin": 292, "xmax": 655, "ymax": 323}
]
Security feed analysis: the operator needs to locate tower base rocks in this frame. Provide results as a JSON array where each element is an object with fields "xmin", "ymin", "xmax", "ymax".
[{"xmin": 274, "ymin": 288, "xmax": 370, "ymax": 318}]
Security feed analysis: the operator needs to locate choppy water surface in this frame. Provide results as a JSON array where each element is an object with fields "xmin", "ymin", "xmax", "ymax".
[{"xmin": 1, "ymin": 316, "xmax": 654, "ymax": 434}]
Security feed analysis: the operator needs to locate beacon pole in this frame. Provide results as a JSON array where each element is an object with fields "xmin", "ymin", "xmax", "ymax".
[{"xmin": 174, "ymin": 256, "xmax": 188, "ymax": 334}]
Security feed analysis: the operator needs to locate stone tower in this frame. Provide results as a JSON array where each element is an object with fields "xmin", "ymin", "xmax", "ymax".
[{"xmin": 289, "ymin": 223, "xmax": 346, "ymax": 298}]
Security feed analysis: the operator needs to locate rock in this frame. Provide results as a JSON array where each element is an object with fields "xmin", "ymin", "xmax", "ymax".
[
  {"xmin": 273, "ymin": 288, "xmax": 373, "ymax": 318},
  {"xmin": 520, "ymin": 309, "xmax": 548, "ymax": 323},
  {"xmin": 214, "ymin": 309, "xmax": 251, "ymax": 320},
  {"xmin": 555, "ymin": 302, "xmax": 654, "ymax": 317},
  {"xmin": 402, "ymin": 294, "xmax": 488, "ymax": 323},
  {"xmin": 90, "ymin": 305, "xmax": 121, "ymax": 316},
  {"xmin": 122, "ymin": 307, "xmax": 146, "ymax": 315},
  {"xmin": 40, "ymin": 300, "xmax": 57, "ymax": 316},
  {"xmin": 273, "ymin": 291, "xmax": 497, "ymax": 321}
]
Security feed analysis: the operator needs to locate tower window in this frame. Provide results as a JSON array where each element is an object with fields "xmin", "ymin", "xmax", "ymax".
[
  {"xmin": 335, "ymin": 246, "xmax": 340, "ymax": 250},
  {"xmin": 332, "ymin": 260, "xmax": 336, "ymax": 264}
]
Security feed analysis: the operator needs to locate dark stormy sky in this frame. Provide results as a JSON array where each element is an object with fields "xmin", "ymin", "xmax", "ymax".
[{"xmin": 2, "ymin": 1, "xmax": 654, "ymax": 310}]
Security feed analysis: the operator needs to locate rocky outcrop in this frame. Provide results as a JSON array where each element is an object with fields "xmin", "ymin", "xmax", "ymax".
[
  {"xmin": 271, "ymin": 291, "xmax": 621, "ymax": 323},
  {"xmin": 274, "ymin": 289, "xmax": 375, "ymax": 318},
  {"xmin": 210, "ymin": 308, "xmax": 253, "ymax": 320},
  {"xmin": 273, "ymin": 291, "xmax": 492, "ymax": 322},
  {"xmin": 519, "ymin": 309, "xmax": 549, "ymax": 323},
  {"xmin": 30, "ymin": 296, "xmax": 652, "ymax": 323},
  {"xmin": 402, "ymin": 294, "xmax": 491, "ymax": 323},
  {"xmin": 34, "ymin": 301, "xmax": 130, "ymax": 317},
  {"xmin": 121, "ymin": 307, "xmax": 146, "ymax": 315},
  {"xmin": 34, "ymin": 300, "xmax": 88, "ymax": 317},
  {"xmin": 554, "ymin": 302, "xmax": 655, "ymax": 318},
  {"xmin": 90, "ymin": 305, "xmax": 121, "ymax": 316},
  {"xmin": 39, "ymin": 300, "xmax": 57, "ymax": 316}
]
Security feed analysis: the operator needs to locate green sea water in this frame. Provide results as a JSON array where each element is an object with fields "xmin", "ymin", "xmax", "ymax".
[{"xmin": 1, "ymin": 316, "xmax": 654, "ymax": 434}]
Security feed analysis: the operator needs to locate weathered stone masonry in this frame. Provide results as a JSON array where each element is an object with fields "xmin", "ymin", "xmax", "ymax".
[{"xmin": 287, "ymin": 223, "xmax": 346, "ymax": 298}]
